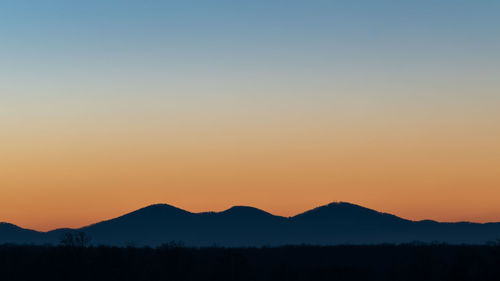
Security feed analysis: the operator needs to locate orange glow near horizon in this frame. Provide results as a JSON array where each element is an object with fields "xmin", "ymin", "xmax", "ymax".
[{"xmin": 1, "ymin": 100, "xmax": 499, "ymax": 232}]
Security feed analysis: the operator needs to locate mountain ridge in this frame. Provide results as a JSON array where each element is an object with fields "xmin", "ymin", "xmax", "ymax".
[{"xmin": 2, "ymin": 202, "xmax": 500, "ymax": 246}]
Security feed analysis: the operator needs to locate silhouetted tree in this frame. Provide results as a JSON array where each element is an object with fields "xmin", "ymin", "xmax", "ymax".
[
  {"xmin": 59, "ymin": 231, "xmax": 91, "ymax": 248},
  {"xmin": 59, "ymin": 232, "xmax": 75, "ymax": 247},
  {"xmin": 74, "ymin": 231, "xmax": 91, "ymax": 247}
]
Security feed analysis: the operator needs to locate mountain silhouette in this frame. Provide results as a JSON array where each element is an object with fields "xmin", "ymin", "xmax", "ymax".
[
  {"xmin": 0, "ymin": 223, "xmax": 43, "ymax": 244},
  {"xmin": 1, "ymin": 202, "xmax": 500, "ymax": 246}
]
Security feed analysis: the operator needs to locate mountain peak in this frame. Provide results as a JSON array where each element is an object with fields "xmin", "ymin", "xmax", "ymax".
[
  {"xmin": 296, "ymin": 201, "xmax": 370, "ymax": 214},
  {"xmin": 83, "ymin": 203, "xmax": 192, "ymax": 229},
  {"xmin": 221, "ymin": 206, "xmax": 273, "ymax": 216},
  {"xmin": 292, "ymin": 201, "xmax": 407, "ymax": 223},
  {"xmin": 326, "ymin": 201, "xmax": 363, "ymax": 208},
  {"xmin": 129, "ymin": 203, "xmax": 191, "ymax": 215},
  {"xmin": 141, "ymin": 203, "xmax": 181, "ymax": 209}
]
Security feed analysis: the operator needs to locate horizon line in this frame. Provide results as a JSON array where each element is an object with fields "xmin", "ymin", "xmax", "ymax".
[{"xmin": 3, "ymin": 201, "xmax": 500, "ymax": 233}]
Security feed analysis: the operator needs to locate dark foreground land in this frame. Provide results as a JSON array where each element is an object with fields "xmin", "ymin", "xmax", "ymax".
[{"xmin": 1, "ymin": 243, "xmax": 500, "ymax": 281}]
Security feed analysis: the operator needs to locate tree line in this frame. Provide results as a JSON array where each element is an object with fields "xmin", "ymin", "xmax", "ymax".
[{"xmin": 1, "ymin": 237, "xmax": 500, "ymax": 281}]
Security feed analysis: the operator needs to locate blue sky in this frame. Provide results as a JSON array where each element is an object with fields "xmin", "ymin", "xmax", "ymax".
[{"xmin": 2, "ymin": 1, "xmax": 498, "ymax": 98}]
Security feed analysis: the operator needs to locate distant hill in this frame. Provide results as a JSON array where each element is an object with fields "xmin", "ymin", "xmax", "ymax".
[{"xmin": 2, "ymin": 202, "xmax": 500, "ymax": 246}]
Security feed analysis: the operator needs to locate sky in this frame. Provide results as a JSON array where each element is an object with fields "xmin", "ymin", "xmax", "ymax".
[{"xmin": 1, "ymin": 0, "xmax": 499, "ymax": 231}]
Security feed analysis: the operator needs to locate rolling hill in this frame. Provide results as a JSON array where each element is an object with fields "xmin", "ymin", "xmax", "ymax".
[{"xmin": 1, "ymin": 202, "xmax": 500, "ymax": 246}]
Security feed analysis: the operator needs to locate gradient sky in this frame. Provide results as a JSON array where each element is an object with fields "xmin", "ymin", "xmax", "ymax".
[{"xmin": 1, "ymin": 0, "xmax": 499, "ymax": 231}]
